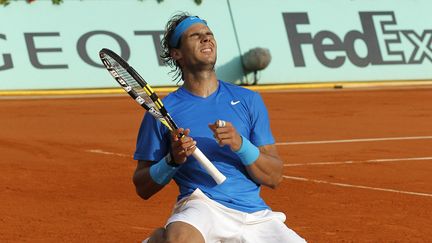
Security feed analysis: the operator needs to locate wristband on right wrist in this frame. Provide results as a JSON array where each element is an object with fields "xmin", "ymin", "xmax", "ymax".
[
  {"xmin": 234, "ymin": 135, "xmax": 260, "ymax": 166},
  {"xmin": 149, "ymin": 154, "xmax": 180, "ymax": 185},
  {"xmin": 165, "ymin": 152, "xmax": 180, "ymax": 167}
]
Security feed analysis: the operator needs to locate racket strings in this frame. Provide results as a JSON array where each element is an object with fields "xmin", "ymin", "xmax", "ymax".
[
  {"xmin": 103, "ymin": 53, "xmax": 176, "ymax": 131},
  {"xmin": 108, "ymin": 58, "xmax": 158, "ymax": 111},
  {"xmin": 107, "ymin": 57, "xmax": 140, "ymax": 91}
]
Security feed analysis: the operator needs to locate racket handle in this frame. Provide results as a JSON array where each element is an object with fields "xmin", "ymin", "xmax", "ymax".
[{"xmin": 192, "ymin": 147, "xmax": 226, "ymax": 184}]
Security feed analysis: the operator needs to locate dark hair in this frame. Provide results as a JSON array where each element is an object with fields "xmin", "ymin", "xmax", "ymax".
[{"xmin": 160, "ymin": 12, "xmax": 192, "ymax": 83}]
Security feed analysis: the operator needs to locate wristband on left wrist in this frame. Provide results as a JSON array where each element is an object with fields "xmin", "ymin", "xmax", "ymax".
[{"xmin": 234, "ymin": 135, "xmax": 260, "ymax": 166}]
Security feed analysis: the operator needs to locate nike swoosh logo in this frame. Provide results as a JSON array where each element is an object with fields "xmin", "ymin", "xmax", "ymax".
[{"xmin": 231, "ymin": 100, "xmax": 240, "ymax": 105}]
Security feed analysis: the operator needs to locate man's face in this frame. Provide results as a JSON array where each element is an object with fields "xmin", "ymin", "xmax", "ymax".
[{"xmin": 174, "ymin": 23, "xmax": 217, "ymax": 70}]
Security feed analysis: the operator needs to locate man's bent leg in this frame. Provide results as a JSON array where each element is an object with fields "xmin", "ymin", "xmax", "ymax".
[
  {"xmin": 165, "ymin": 221, "xmax": 205, "ymax": 243},
  {"xmin": 145, "ymin": 228, "xmax": 165, "ymax": 243}
]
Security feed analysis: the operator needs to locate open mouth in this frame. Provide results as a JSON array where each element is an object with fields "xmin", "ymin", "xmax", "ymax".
[{"xmin": 201, "ymin": 48, "xmax": 212, "ymax": 53}]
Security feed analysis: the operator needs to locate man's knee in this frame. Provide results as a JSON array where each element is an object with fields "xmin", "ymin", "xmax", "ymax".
[
  {"xmin": 147, "ymin": 228, "xmax": 165, "ymax": 243},
  {"xmin": 165, "ymin": 221, "xmax": 204, "ymax": 243}
]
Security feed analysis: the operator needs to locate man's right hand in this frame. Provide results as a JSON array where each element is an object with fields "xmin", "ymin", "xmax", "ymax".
[{"xmin": 170, "ymin": 128, "xmax": 197, "ymax": 165}]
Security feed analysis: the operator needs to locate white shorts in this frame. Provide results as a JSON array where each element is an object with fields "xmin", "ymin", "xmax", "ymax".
[{"xmin": 165, "ymin": 188, "xmax": 306, "ymax": 243}]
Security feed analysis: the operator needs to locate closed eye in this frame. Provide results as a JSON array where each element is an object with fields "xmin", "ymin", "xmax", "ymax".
[{"xmin": 188, "ymin": 31, "xmax": 214, "ymax": 40}]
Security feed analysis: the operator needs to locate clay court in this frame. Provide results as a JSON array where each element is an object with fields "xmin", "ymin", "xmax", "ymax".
[{"xmin": 1, "ymin": 85, "xmax": 431, "ymax": 242}]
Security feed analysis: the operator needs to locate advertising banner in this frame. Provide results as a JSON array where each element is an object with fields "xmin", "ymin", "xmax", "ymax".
[{"xmin": 0, "ymin": 0, "xmax": 431, "ymax": 90}]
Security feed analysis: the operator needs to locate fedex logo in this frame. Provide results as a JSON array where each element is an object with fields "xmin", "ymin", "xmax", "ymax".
[{"xmin": 283, "ymin": 12, "xmax": 432, "ymax": 67}]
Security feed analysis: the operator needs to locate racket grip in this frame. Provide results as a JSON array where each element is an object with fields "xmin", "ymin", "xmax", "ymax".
[{"xmin": 192, "ymin": 147, "xmax": 226, "ymax": 184}]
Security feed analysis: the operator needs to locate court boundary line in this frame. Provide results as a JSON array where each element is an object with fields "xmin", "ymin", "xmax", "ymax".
[
  {"xmin": 86, "ymin": 149, "xmax": 132, "ymax": 158},
  {"xmin": 283, "ymin": 175, "xmax": 432, "ymax": 198},
  {"xmin": 284, "ymin": 156, "xmax": 432, "ymax": 167},
  {"xmin": 86, "ymin": 148, "xmax": 432, "ymax": 167},
  {"xmin": 276, "ymin": 136, "xmax": 432, "ymax": 145}
]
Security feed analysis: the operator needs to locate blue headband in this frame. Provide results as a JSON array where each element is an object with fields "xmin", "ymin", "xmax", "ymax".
[{"xmin": 169, "ymin": 16, "xmax": 207, "ymax": 47}]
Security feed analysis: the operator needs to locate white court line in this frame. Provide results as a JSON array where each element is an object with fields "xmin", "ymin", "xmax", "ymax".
[
  {"xmin": 86, "ymin": 149, "xmax": 132, "ymax": 158},
  {"xmin": 284, "ymin": 156, "xmax": 432, "ymax": 167},
  {"xmin": 283, "ymin": 175, "xmax": 432, "ymax": 198},
  {"xmin": 86, "ymin": 149, "xmax": 432, "ymax": 168},
  {"xmin": 130, "ymin": 226, "xmax": 154, "ymax": 231},
  {"xmin": 276, "ymin": 136, "xmax": 432, "ymax": 145}
]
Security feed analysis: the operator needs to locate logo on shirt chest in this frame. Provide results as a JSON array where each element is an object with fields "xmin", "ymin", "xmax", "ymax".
[{"xmin": 230, "ymin": 100, "xmax": 240, "ymax": 105}]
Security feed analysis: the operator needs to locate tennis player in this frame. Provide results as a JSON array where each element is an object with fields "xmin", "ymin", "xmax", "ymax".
[{"xmin": 133, "ymin": 12, "xmax": 306, "ymax": 243}]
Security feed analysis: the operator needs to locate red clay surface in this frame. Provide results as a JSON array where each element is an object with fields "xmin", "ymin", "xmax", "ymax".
[{"xmin": 1, "ymin": 87, "xmax": 431, "ymax": 242}]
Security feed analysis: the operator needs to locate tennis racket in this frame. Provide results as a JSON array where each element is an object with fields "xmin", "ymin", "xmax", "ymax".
[{"xmin": 99, "ymin": 48, "xmax": 226, "ymax": 185}]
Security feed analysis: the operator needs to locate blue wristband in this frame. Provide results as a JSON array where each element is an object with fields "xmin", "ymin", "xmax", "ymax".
[
  {"xmin": 149, "ymin": 155, "xmax": 180, "ymax": 185},
  {"xmin": 235, "ymin": 136, "xmax": 260, "ymax": 166}
]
